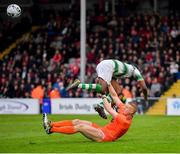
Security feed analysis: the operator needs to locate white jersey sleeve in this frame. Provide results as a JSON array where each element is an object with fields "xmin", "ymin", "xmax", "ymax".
[
  {"xmin": 133, "ymin": 68, "xmax": 144, "ymax": 81},
  {"xmin": 113, "ymin": 60, "xmax": 144, "ymax": 81}
]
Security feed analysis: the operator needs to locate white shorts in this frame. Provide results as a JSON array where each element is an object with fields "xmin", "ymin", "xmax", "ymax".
[{"xmin": 96, "ymin": 60, "xmax": 114, "ymax": 84}]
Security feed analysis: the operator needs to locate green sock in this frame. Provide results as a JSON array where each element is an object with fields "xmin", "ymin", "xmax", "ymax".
[
  {"xmin": 99, "ymin": 94, "xmax": 126, "ymax": 108},
  {"xmin": 106, "ymin": 94, "xmax": 113, "ymax": 103},
  {"xmin": 99, "ymin": 101, "xmax": 104, "ymax": 107},
  {"xmin": 78, "ymin": 83, "xmax": 102, "ymax": 93}
]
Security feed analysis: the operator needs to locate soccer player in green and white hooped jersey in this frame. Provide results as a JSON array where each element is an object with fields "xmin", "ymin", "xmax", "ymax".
[{"xmin": 68, "ymin": 59, "xmax": 148, "ymax": 119}]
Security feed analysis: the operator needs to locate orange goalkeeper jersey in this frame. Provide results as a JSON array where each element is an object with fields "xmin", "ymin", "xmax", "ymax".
[{"xmin": 100, "ymin": 102, "xmax": 133, "ymax": 141}]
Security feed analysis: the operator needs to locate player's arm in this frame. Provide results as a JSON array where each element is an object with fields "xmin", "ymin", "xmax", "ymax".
[
  {"xmin": 134, "ymin": 69, "xmax": 148, "ymax": 101},
  {"xmin": 102, "ymin": 95, "xmax": 118, "ymax": 118}
]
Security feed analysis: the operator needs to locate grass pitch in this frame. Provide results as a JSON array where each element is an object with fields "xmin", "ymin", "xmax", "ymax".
[{"xmin": 0, "ymin": 114, "xmax": 180, "ymax": 153}]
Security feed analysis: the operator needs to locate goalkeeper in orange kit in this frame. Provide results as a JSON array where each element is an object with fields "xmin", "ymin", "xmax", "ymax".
[{"xmin": 43, "ymin": 82, "xmax": 137, "ymax": 142}]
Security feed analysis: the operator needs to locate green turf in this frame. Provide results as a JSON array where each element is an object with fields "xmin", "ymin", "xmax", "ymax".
[{"xmin": 0, "ymin": 114, "xmax": 180, "ymax": 153}]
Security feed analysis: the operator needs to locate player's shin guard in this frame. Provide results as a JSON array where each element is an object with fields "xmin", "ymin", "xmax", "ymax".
[{"xmin": 78, "ymin": 83, "xmax": 102, "ymax": 93}]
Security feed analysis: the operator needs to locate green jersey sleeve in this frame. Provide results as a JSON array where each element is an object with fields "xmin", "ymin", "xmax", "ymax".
[{"xmin": 133, "ymin": 68, "xmax": 144, "ymax": 81}]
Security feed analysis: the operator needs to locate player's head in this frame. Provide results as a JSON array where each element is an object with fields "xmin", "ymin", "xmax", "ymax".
[{"xmin": 124, "ymin": 102, "xmax": 137, "ymax": 115}]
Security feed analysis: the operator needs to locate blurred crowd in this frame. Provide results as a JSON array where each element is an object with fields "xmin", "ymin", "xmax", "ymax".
[
  {"xmin": 0, "ymin": 15, "xmax": 31, "ymax": 52},
  {"xmin": 0, "ymin": 4, "xmax": 180, "ymax": 104}
]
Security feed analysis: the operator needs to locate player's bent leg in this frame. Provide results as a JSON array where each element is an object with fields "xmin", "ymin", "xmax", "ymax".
[
  {"xmin": 77, "ymin": 83, "xmax": 103, "ymax": 93},
  {"xmin": 95, "ymin": 77, "xmax": 108, "ymax": 94},
  {"xmin": 67, "ymin": 78, "xmax": 104, "ymax": 93},
  {"xmin": 74, "ymin": 124, "xmax": 104, "ymax": 142},
  {"xmin": 111, "ymin": 79, "xmax": 126, "ymax": 104}
]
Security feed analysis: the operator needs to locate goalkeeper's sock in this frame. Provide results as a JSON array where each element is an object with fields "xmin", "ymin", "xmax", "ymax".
[
  {"xmin": 51, "ymin": 120, "xmax": 73, "ymax": 127},
  {"xmin": 78, "ymin": 83, "xmax": 102, "ymax": 93},
  {"xmin": 51, "ymin": 126, "xmax": 77, "ymax": 134}
]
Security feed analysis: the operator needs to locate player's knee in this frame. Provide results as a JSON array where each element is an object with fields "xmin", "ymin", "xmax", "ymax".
[
  {"xmin": 75, "ymin": 124, "xmax": 85, "ymax": 131},
  {"xmin": 98, "ymin": 79, "xmax": 108, "ymax": 93},
  {"xmin": 72, "ymin": 119, "xmax": 81, "ymax": 125}
]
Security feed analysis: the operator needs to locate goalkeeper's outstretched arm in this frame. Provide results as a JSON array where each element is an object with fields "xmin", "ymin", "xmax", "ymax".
[{"xmin": 102, "ymin": 95, "xmax": 118, "ymax": 118}]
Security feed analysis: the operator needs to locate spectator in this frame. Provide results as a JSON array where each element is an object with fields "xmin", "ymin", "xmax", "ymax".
[
  {"xmin": 150, "ymin": 78, "xmax": 162, "ymax": 97},
  {"xmin": 170, "ymin": 61, "xmax": 179, "ymax": 74},
  {"xmin": 49, "ymin": 89, "xmax": 60, "ymax": 98},
  {"xmin": 52, "ymin": 50, "xmax": 62, "ymax": 63},
  {"xmin": 136, "ymin": 98, "xmax": 144, "ymax": 115}
]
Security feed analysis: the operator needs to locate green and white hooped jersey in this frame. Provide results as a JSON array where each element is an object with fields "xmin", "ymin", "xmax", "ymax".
[{"xmin": 96, "ymin": 59, "xmax": 144, "ymax": 84}]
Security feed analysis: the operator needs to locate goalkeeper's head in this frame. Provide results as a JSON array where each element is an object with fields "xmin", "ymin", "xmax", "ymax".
[{"xmin": 124, "ymin": 102, "xmax": 137, "ymax": 116}]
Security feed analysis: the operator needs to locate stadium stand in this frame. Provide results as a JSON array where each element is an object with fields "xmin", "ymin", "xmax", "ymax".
[{"xmin": 0, "ymin": 1, "xmax": 179, "ymax": 113}]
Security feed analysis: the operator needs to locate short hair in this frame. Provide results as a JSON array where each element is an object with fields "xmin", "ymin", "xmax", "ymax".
[{"xmin": 129, "ymin": 102, "xmax": 137, "ymax": 111}]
